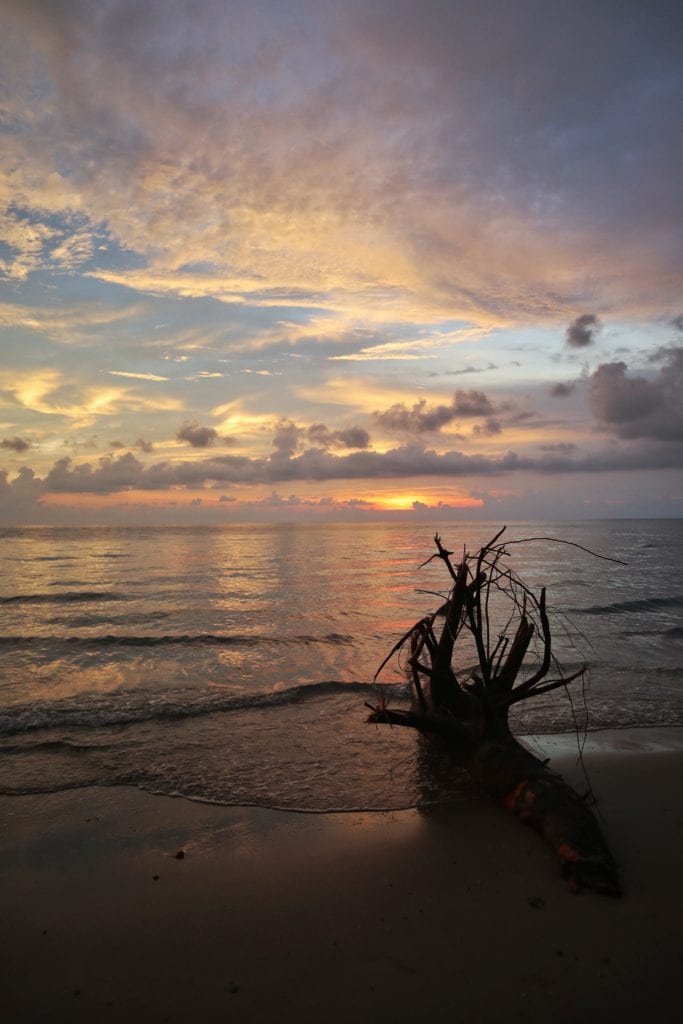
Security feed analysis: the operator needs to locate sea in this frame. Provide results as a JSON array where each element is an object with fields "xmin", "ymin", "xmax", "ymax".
[{"xmin": 1, "ymin": 520, "xmax": 681, "ymax": 812}]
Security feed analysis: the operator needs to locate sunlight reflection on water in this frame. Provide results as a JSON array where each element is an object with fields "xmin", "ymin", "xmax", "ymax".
[{"xmin": 1, "ymin": 520, "xmax": 681, "ymax": 808}]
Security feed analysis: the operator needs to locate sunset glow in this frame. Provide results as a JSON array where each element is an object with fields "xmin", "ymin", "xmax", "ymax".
[{"xmin": 1, "ymin": 1, "xmax": 681, "ymax": 524}]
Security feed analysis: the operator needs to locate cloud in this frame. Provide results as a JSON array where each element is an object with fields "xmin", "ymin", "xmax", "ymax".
[
  {"xmin": 110, "ymin": 436, "xmax": 153, "ymax": 453},
  {"xmin": 107, "ymin": 370, "xmax": 170, "ymax": 382},
  {"xmin": 0, "ymin": 209, "xmax": 59, "ymax": 281},
  {"xmin": 471, "ymin": 418, "xmax": 502, "ymax": 437},
  {"xmin": 438, "ymin": 363, "xmax": 498, "ymax": 377},
  {"xmin": 0, "ymin": 466, "xmax": 45, "ymax": 515},
  {"xmin": 3, "ymin": 0, "xmax": 682, "ymax": 328},
  {"xmin": 271, "ymin": 419, "xmax": 301, "ymax": 460},
  {"xmin": 0, "ymin": 436, "xmax": 31, "ymax": 453},
  {"xmin": 270, "ymin": 418, "xmax": 370, "ymax": 459},
  {"xmin": 329, "ymin": 341, "xmax": 431, "ymax": 362},
  {"xmin": 176, "ymin": 420, "xmax": 219, "ymax": 448},
  {"xmin": 326, "ymin": 329, "xmax": 492, "ymax": 362},
  {"xmin": 0, "ymin": 296, "xmax": 152, "ymax": 347},
  {"xmin": 1, "ymin": 0, "xmax": 682, "ymax": 526},
  {"xmin": 550, "ymin": 382, "xmax": 576, "ymax": 397},
  {"xmin": 588, "ymin": 347, "xmax": 683, "ymax": 441},
  {"xmin": 22, "ymin": 436, "xmax": 680, "ymax": 500},
  {"xmin": 0, "ymin": 367, "xmax": 182, "ymax": 424},
  {"xmin": 539, "ymin": 442, "xmax": 577, "ymax": 454},
  {"xmin": 566, "ymin": 314, "xmax": 600, "ymax": 348},
  {"xmin": 305, "ymin": 423, "xmax": 370, "ymax": 450},
  {"xmin": 374, "ymin": 390, "xmax": 496, "ymax": 433}
]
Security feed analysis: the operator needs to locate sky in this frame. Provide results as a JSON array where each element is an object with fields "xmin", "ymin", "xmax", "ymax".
[{"xmin": 1, "ymin": 0, "xmax": 682, "ymax": 525}]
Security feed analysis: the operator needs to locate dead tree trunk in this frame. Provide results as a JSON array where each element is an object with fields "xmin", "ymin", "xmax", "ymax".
[{"xmin": 366, "ymin": 529, "xmax": 621, "ymax": 896}]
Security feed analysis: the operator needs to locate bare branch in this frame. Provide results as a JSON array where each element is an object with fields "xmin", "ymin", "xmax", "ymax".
[
  {"xmin": 500, "ymin": 664, "xmax": 587, "ymax": 708},
  {"xmin": 500, "ymin": 535, "xmax": 627, "ymax": 566}
]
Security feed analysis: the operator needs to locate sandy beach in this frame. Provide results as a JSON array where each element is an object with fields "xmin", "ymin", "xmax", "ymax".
[{"xmin": 2, "ymin": 727, "xmax": 683, "ymax": 1024}]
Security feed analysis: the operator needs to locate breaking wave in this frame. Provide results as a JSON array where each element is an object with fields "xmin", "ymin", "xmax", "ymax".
[{"xmin": 0, "ymin": 679, "xmax": 399, "ymax": 737}]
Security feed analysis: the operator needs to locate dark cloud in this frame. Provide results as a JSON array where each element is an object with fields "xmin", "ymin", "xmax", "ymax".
[
  {"xmin": 176, "ymin": 420, "xmax": 219, "ymax": 448},
  {"xmin": 111, "ymin": 437, "xmax": 153, "ymax": 453},
  {"xmin": 471, "ymin": 418, "xmax": 502, "ymax": 437},
  {"xmin": 271, "ymin": 419, "xmax": 300, "ymax": 460},
  {"xmin": 588, "ymin": 347, "xmax": 683, "ymax": 441},
  {"xmin": 374, "ymin": 390, "xmax": 495, "ymax": 433},
  {"xmin": 0, "ymin": 466, "xmax": 49, "ymax": 525},
  {"xmin": 671, "ymin": 315, "xmax": 683, "ymax": 333},
  {"xmin": 0, "ymin": 465, "xmax": 43, "ymax": 504},
  {"xmin": 566, "ymin": 314, "xmax": 600, "ymax": 348},
  {"xmin": 454, "ymin": 391, "xmax": 496, "ymax": 416},
  {"xmin": 34, "ymin": 436, "xmax": 683, "ymax": 498},
  {"xmin": 306, "ymin": 423, "xmax": 370, "ymax": 449},
  {"xmin": 550, "ymin": 382, "xmax": 576, "ymax": 397},
  {"xmin": 539, "ymin": 442, "xmax": 576, "ymax": 454},
  {"xmin": 272, "ymin": 419, "xmax": 370, "ymax": 458},
  {"xmin": 1, "ymin": 436, "xmax": 31, "ymax": 453},
  {"xmin": 436, "ymin": 363, "xmax": 498, "ymax": 377}
]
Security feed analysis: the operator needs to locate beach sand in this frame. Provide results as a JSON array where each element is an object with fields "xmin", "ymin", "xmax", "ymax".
[{"xmin": 2, "ymin": 727, "xmax": 682, "ymax": 1023}]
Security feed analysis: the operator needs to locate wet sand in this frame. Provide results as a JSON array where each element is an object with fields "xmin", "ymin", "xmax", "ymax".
[{"xmin": 2, "ymin": 727, "xmax": 682, "ymax": 1023}]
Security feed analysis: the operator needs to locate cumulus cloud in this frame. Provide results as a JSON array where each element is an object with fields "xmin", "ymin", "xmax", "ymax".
[
  {"xmin": 588, "ymin": 347, "xmax": 683, "ymax": 441},
  {"xmin": 271, "ymin": 418, "xmax": 370, "ymax": 459},
  {"xmin": 471, "ymin": 418, "xmax": 502, "ymax": 437},
  {"xmin": 1, "ymin": 436, "xmax": 31, "ymax": 452},
  {"xmin": 0, "ymin": 466, "xmax": 44, "ymax": 507},
  {"xmin": 25, "ymin": 437, "xmax": 681, "ymax": 499},
  {"xmin": 306, "ymin": 423, "xmax": 370, "ymax": 449},
  {"xmin": 271, "ymin": 419, "xmax": 301, "ymax": 460},
  {"xmin": 176, "ymin": 421, "xmax": 219, "ymax": 448},
  {"xmin": 550, "ymin": 382, "xmax": 576, "ymax": 397},
  {"xmin": 565, "ymin": 314, "xmax": 600, "ymax": 348},
  {"xmin": 374, "ymin": 390, "xmax": 495, "ymax": 433}
]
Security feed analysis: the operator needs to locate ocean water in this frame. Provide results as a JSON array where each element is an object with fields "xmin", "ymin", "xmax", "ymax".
[{"xmin": 0, "ymin": 520, "xmax": 681, "ymax": 811}]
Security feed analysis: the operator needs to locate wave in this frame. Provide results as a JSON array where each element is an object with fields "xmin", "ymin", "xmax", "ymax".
[
  {"xmin": 0, "ymin": 679, "xmax": 399, "ymax": 737},
  {"xmin": 570, "ymin": 594, "xmax": 683, "ymax": 615},
  {"xmin": 27, "ymin": 555, "xmax": 78, "ymax": 562},
  {"xmin": 45, "ymin": 612, "xmax": 172, "ymax": 628},
  {"xmin": 0, "ymin": 631, "xmax": 355, "ymax": 649},
  {"xmin": 0, "ymin": 591, "xmax": 124, "ymax": 606},
  {"xmin": 0, "ymin": 737, "xmax": 109, "ymax": 755},
  {"xmin": 618, "ymin": 625, "xmax": 683, "ymax": 639}
]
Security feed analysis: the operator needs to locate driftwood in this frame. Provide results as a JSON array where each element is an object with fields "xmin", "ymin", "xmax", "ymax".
[{"xmin": 366, "ymin": 528, "xmax": 622, "ymax": 896}]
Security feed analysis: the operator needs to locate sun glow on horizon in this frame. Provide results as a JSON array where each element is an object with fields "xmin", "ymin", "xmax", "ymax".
[{"xmin": 373, "ymin": 492, "xmax": 483, "ymax": 511}]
